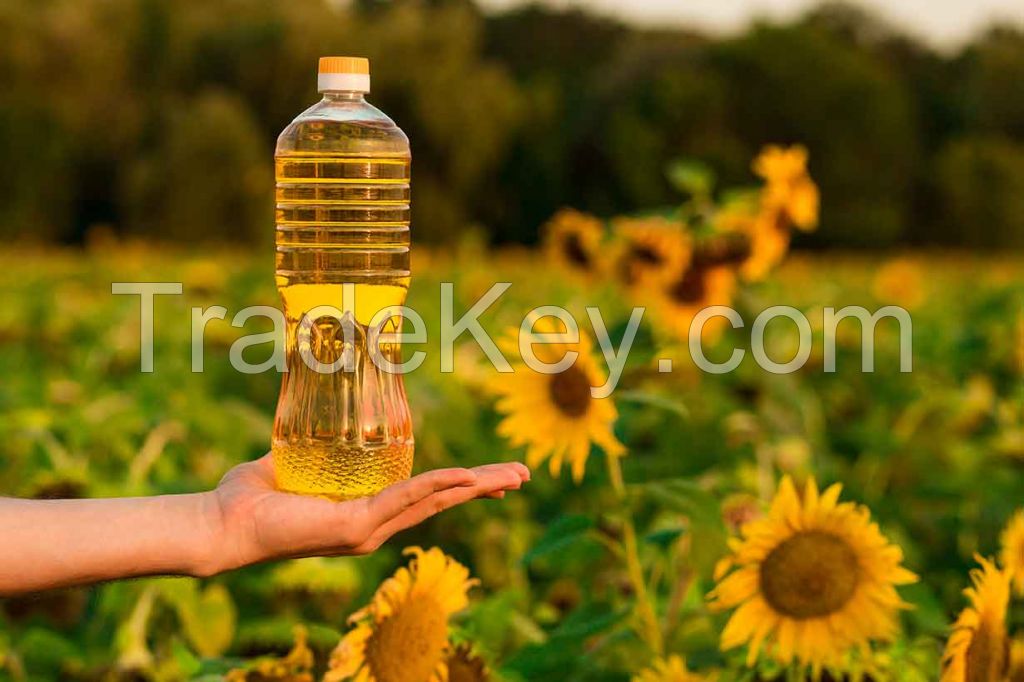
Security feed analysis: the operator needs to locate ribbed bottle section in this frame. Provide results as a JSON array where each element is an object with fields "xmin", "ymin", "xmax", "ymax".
[{"xmin": 274, "ymin": 154, "xmax": 411, "ymax": 284}]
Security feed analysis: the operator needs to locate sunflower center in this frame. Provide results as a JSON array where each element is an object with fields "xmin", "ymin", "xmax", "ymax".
[
  {"xmin": 561, "ymin": 233, "xmax": 592, "ymax": 268},
  {"xmin": 704, "ymin": 235, "xmax": 751, "ymax": 266},
  {"xmin": 964, "ymin": 621, "xmax": 1008, "ymax": 682},
  {"xmin": 364, "ymin": 595, "xmax": 449, "ymax": 682},
  {"xmin": 548, "ymin": 366, "xmax": 591, "ymax": 418},
  {"xmin": 773, "ymin": 209, "xmax": 790, "ymax": 233},
  {"xmin": 759, "ymin": 530, "xmax": 860, "ymax": 619},
  {"xmin": 630, "ymin": 244, "xmax": 663, "ymax": 265},
  {"xmin": 667, "ymin": 266, "xmax": 707, "ymax": 305},
  {"xmin": 617, "ymin": 244, "xmax": 664, "ymax": 285}
]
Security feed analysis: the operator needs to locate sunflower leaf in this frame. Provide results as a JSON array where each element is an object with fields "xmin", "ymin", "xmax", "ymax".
[
  {"xmin": 643, "ymin": 527, "xmax": 685, "ymax": 548},
  {"xmin": 523, "ymin": 514, "xmax": 594, "ymax": 565},
  {"xmin": 638, "ymin": 479, "xmax": 719, "ymax": 524},
  {"xmin": 170, "ymin": 638, "xmax": 201, "ymax": 679},
  {"xmin": 550, "ymin": 602, "xmax": 626, "ymax": 640},
  {"xmin": 615, "ymin": 390, "xmax": 689, "ymax": 419},
  {"xmin": 637, "ymin": 479, "xmax": 727, "ymax": 574}
]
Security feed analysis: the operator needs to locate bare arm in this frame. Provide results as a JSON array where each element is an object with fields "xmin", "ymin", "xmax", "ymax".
[
  {"xmin": 0, "ymin": 455, "xmax": 529, "ymax": 595},
  {"xmin": 0, "ymin": 493, "xmax": 220, "ymax": 593}
]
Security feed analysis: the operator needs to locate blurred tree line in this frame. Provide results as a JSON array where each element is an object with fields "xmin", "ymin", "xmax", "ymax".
[{"xmin": 0, "ymin": 0, "xmax": 1021, "ymax": 248}]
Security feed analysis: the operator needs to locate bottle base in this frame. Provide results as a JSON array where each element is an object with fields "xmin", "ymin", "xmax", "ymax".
[{"xmin": 271, "ymin": 441, "xmax": 414, "ymax": 500}]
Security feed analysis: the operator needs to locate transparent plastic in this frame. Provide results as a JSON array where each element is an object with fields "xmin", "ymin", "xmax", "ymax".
[{"xmin": 272, "ymin": 91, "xmax": 413, "ymax": 500}]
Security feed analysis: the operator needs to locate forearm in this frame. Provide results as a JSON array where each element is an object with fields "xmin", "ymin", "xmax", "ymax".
[{"xmin": 0, "ymin": 492, "xmax": 223, "ymax": 595}]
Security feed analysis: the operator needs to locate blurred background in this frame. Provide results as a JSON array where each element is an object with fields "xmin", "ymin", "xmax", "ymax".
[
  {"xmin": 1, "ymin": 0, "xmax": 1022, "ymax": 249},
  {"xmin": 1, "ymin": 1, "xmax": 1024, "ymax": 680}
]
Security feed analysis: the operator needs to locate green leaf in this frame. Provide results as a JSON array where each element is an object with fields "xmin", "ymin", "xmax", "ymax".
[
  {"xmin": 171, "ymin": 638, "xmax": 201, "ymax": 678},
  {"xmin": 639, "ymin": 479, "xmax": 719, "ymax": 524},
  {"xmin": 501, "ymin": 640, "xmax": 585, "ymax": 680},
  {"xmin": 270, "ymin": 556, "xmax": 362, "ymax": 596},
  {"xmin": 667, "ymin": 159, "xmax": 715, "ymax": 198},
  {"xmin": 157, "ymin": 579, "xmax": 237, "ymax": 657},
  {"xmin": 501, "ymin": 604, "xmax": 630, "ymax": 681},
  {"xmin": 638, "ymin": 479, "xmax": 726, "ymax": 574},
  {"xmin": 605, "ymin": 316, "xmax": 657, "ymax": 366},
  {"xmin": 459, "ymin": 590, "xmax": 535, "ymax": 656},
  {"xmin": 643, "ymin": 527, "xmax": 684, "ymax": 548},
  {"xmin": 523, "ymin": 515, "xmax": 594, "ymax": 565},
  {"xmin": 900, "ymin": 581, "xmax": 948, "ymax": 636},
  {"xmin": 236, "ymin": 618, "xmax": 341, "ymax": 652},
  {"xmin": 615, "ymin": 390, "xmax": 689, "ymax": 419},
  {"xmin": 550, "ymin": 602, "xmax": 626, "ymax": 640},
  {"xmin": 719, "ymin": 187, "xmax": 761, "ymax": 209},
  {"xmin": 16, "ymin": 628, "xmax": 81, "ymax": 678}
]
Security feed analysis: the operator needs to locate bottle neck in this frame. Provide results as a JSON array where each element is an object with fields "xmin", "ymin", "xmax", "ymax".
[{"xmin": 322, "ymin": 91, "xmax": 367, "ymax": 103}]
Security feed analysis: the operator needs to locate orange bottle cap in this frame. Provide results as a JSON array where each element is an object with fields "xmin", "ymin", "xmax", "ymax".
[
  {"xmin": 317, "ymin": 56, "xmax": 371, "ymax": 93},
  {"xmin": 318, "ymin": 56, "xmax": 370, "ymax": 75}
]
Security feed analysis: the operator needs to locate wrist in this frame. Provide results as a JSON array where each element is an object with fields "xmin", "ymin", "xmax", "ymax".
[{"xmin": 189, "ymin": 491, "xmax": 231, "ymax": 578}]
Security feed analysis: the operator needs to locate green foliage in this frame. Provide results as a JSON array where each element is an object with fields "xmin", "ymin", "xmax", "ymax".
[
  {"xmin": 0, "ymin": 0, "xmax": 1022, "ymax": 246},
  {"xmin": 121, "ymin": 91, "xmax": 270, "ymax": 243},
  {"xmin": 522, "ymin": 515, "xmax": 594, "ymax": 565},
  {"xmin": 0, "ymin": 243, "xmax": 1020, "ymax": 679},
  {"xmin": 157, "ymin": 580, "xmax": 238, "ymax": 658}
]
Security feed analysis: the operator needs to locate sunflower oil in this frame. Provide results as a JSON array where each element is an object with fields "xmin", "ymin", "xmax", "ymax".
[{"xmin": 272, "ymin": 57, "xmax": 414, "ymax": 500}]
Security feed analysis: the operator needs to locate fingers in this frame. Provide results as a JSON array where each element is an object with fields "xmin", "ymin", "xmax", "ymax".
[
  {"xmin": 356, "ymin": 462, "xmax": 528, "ymax": 552},
  {"xmin": 474, "ymin": 461, "xmax": 530, "ymax": 483},
  {"xmin": 364, "ymin": 467, "xmax": 478, "ymax": 528}
]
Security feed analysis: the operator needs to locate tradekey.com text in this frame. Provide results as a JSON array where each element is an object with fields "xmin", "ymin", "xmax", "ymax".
[{"xmin": 112, "ymin": 281, "xmax": 913, "ymax": 397}]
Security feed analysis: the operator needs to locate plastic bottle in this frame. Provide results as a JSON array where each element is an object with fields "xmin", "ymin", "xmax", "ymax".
[{"xmin": 272, "ymin": 56, "xmax": 413, "ymax": 499}]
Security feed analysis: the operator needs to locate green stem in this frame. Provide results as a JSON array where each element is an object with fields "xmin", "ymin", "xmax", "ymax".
[{"xmin": 605, "ymin": 453, "xmax": 664, "ymax": 655}]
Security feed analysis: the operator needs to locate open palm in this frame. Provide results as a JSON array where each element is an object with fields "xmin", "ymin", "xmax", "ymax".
[{"xmin": 211, "ymin": 454, "xmax": 529, "ymax": 570}]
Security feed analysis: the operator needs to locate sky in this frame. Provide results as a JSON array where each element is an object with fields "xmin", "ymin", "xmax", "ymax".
[{"xmin": 478, "ymin": 0, "xmax": 1024, "ymax": 49}]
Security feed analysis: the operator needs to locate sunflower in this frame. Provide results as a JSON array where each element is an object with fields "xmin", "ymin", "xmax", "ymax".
[
  {"xmin": 543, "ymin": 208, "xmax": 605, "ymax": 275},
  {"xmin": 324, "ymin": 547, "xmax": 477, "ymax": 682},
  {"xmin": 752, "ymin": 145, "xmax": 820, "ymax": 231},
  {"xmin": 710, "ymin": 198, "xmax": 788, "ymax": 283},
  {"xmin": 707, "ymin": 476, "xmax": 918, "ymax": 674},
  {"xmin": 650, "ymin": 254, "xmax": 737, "ymax": 343},
  {"xmin": 488, "ymin": 317, "xmax": 625, "ymax": 482},
  {"xmin": 738, "ymin": 210, "xmax": 790, "ymax": 282},
  {"xmin": 1000, "ymin": 510, "xmax": 1024, "ymax": 595},
  {"xmin": 723, "ymin": 145, "xmax": 819, "ymax": 282},
  {"xmin": 941, "ymin": 556, "xmax": 1011, "ymax": 682},
  {"xmin": 611, "ymin": 216, "xmax": 692, "ymax": 289},
  {"xmin": 632, "ymin": 654, "xmax": 714, "ymax": 681}
]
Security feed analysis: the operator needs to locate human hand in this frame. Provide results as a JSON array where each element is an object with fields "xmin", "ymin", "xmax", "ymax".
[{"xmin": 206, "ymin": 454, "xmax": 529, "ymax": 573}]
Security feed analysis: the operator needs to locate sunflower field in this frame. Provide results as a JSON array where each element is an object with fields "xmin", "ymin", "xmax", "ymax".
[{"xmin": 1, "ymin": 147, "xmax": 1023, "ymax": 682}]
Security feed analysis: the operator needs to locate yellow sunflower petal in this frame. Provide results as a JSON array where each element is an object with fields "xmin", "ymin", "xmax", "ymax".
[
  {"xmin": 325, "ymin": 547, "xmax": 475, "ymax": 682},
  {"xmin": 941, "ymin": 556, "xmax": 1010, "ymax": 682},
  {"xmin": 708, "ymin": 476, "xmax": 916, "ymax": 675},
  {"xmin": 487, "ymin": 324, "xmax": 625, "ymax": 483}
]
